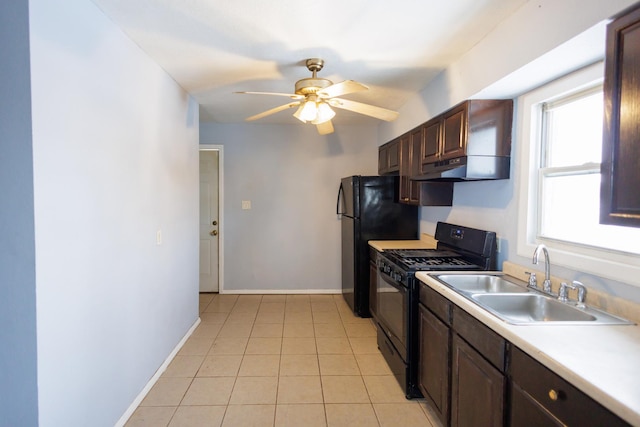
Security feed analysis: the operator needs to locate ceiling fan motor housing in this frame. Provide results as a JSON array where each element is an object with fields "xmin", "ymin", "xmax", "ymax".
[
  {"xmin": 295, "ymin": 58, "xmax": 333, "ymax": 95},
  {"xmin": 295, "ymin": 78, "xmax": 332, "ymax": 95}
]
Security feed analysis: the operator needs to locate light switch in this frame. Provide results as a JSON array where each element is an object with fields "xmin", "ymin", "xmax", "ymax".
[
  {"xmin": 242, "ymin": 200, "xmax": 251, "ymax": 210},
  {"xmin": 156, "ymin": 230, "xmax": 162, "ymax": 245}
]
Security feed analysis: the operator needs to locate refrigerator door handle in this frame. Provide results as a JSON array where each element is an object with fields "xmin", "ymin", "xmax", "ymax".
[{"xmin": 336, "ymin": 182, "xmax": 345, "ymax": 216}]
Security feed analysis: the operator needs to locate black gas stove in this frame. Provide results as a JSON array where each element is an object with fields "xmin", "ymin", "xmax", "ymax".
[{"xmin": 375, "ymin": 222, "xmax": 497, "ymax": 398}]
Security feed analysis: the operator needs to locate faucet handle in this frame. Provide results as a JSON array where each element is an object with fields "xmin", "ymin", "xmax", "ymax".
[
  {"xmin": 558, "ymin": 282, "xmax": 574, "ymax": 303},
  {"xmin": 572, "ymin": 281, "xmax": 587, "ymax": 308},
  {"xmin": 524, "ymin": 271, "xmax": 538, "ymax": 289}
]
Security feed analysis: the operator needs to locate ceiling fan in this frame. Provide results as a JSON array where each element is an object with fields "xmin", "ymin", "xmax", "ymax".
[{"xmin": 235, "ymin": 58, "xmax": 399, "ymax": 135}]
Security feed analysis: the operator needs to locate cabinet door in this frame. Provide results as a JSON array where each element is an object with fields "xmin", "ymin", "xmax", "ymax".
[
  {"xmin": 451, "ymin": 334, "xmax": 504, "ymax": 427},
  {"xmin": 378, "ymin": 145, "xmax": 389, "ymax": 175},
  {"xmin": 418, "ymin": 304, "xmax": 450, "ymax": 426},
  {"xmin": 441, "ymin": 103, "xmax": 467, "ymax": 161},
  {"xmin": 601, "ymin": 5, "xmax": 640, "ymax": 227},
  {"xmin": 422, "ymin": 119, "xmax": 441, "ymax": 165},
  {"xmin": 399, "ymin": 133, "xmax": 413, "ymax": 204},
  {"xmin": 409, "ymin": 127, "xmax": 423, "ymax": 204},
  {"xmin": 388, "ymin": 139, "xmax": 400, "ymax": 173}
]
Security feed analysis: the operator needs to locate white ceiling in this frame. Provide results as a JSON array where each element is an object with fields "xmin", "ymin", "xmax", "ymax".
[{"xmin": 90, "ymin": 0, "xmax": 528, "ymax": 125}]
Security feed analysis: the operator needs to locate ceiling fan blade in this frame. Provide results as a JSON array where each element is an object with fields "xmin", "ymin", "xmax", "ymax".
[
  {"xmin": 318, "ymin": 80, "xmax": 368, "ymax": 98},
  {"xmin": 316, "ymin": 120, "xmax": 334, "ymax": 135},
  {"xmin": 328, "ymin": 98, "xmax": 399, "ymax": 121},
  {"xmin": 245, "ymin": 102, "xmax": 300, "ymax": 121},
  {"xmin": 236, "ymin": 91, "xmax": 304, "ymax": 100}
]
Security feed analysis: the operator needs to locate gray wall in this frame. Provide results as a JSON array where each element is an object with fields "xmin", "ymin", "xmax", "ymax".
[
  {"xmin": 0, "ymin": 0, "xmax": 39, "ymax": 425},
  {"xmin": 14, "ymin": 0, "xmax": 200, "ymax": 425},
  {"xmin": 200, "ymin": 123, "xmax": 379, "ymax": 292}
]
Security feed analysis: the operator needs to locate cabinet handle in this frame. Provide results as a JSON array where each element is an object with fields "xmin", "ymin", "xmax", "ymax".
[{"xmin": 548, "ymin": 389, "xmax": 559, "ymax": 401}]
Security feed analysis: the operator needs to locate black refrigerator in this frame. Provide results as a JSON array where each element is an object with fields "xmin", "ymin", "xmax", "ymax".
[{"xmin": 337, "ymin": 175, "xmax": 419, "ymax": 317}]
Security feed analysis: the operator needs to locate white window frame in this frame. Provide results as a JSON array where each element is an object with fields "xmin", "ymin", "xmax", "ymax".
[{"xmin": 516, "ymin": 61, "xmax": 640, "ymax": 287}]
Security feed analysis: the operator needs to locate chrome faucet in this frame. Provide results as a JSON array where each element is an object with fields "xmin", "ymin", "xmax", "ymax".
[{"xmin": 532, "ymin": 244, "xmax": 553, "ymax": 294}]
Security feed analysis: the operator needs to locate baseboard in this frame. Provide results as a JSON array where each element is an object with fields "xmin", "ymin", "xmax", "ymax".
[
  {"xmin": 219, "ymin": 289, "xmax": 342, "ymax": 295},
  {"xmin": 114, "ymin": 317, "xmax": 201, "ymax": 427}
]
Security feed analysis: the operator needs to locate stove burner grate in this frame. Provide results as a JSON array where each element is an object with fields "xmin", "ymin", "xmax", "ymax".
[{"xmin": 402, "ymin": 256, "xmax": 474, "ymax": 269}]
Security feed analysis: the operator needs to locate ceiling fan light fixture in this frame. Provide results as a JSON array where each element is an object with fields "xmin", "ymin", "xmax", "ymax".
[
  {"xmin": 312, "ymin": 102, "xmax": 336, "ymax": 124},
  {"xmin": 293, "ymin": 103, "xmax": 307, "ymax": 122},
  {"xmin": 296, "ymin": 100, "xmax": 318, "ymax": 123}
]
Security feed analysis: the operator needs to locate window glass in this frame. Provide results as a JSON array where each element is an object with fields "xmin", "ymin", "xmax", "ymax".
[
  {"xmin": 540, "ymin": 172, "xmax": 601, "ymax": 244},
  {"xmin": 543, "ymin": 89, "xmax": 603, "ymax": 167}
]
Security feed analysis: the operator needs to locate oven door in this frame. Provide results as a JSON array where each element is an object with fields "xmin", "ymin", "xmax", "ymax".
[{"xmin": 376, "ymin": 264, "xmax": 408, "ymax": 361}]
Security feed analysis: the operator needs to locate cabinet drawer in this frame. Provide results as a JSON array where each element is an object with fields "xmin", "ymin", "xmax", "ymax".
[
  {"xmin": 452, "ymin": 306, "xmax": 506, "ymax": 372},
  {"xmin": 510, "ymin": 346, "xmax": 630, "ymax": 427},
  {"xmin": 419, "ymin": 283, "xmax": 451, "ymax": 325}
]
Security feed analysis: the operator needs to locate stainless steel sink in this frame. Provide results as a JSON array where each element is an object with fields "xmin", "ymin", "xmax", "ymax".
[
  {"xmin": 472, "ymin": 293, "xmax": 598, "ymax": 323},
  {"xmin": 431, "ymin": 273, "xmax": 634, "ymax": 325},
  {"xmin": 436, "ymin": 274, "xmax": 530, "ymax": 294}
]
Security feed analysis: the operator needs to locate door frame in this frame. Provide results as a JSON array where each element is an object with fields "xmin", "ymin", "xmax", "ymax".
[{"xmin": 199, "ymin": 144, "xmax": 224, "ymax": 293}]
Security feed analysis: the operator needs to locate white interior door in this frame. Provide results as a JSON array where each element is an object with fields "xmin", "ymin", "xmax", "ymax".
[{"xmin": 199, "ymin": 150, "xmax": 219, "ymax": 292}]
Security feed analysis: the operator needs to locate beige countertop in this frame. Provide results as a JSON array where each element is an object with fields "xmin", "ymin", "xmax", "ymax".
[
  {"xmin": 416, "ymin": 271, "xmax": 640, "ymax": 426},
  {"xmin": 368, "ymin": 234, "xmax": 437, "ymax": 252}
]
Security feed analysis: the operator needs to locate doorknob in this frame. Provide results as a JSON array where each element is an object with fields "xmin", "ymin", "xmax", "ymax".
[
  {"xmin": 212, "ymin": 220, "xmax": 218, "ymax": 226},
  {"xmin": 210, "ymin": 230, "xmax": 218, "ymax": 236}
]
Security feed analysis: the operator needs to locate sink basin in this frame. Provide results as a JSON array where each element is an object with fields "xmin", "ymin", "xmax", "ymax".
[
  {"xmin": 472, "ymin": 293, "xmax": 597, "ymax": 324},
  {"xmin": 429, "ymin": 273, "xmax": 634, "ymax": 325},
  {"xmin": 436, "ymin": 274, "xmax": 529, "ymax": 294}
]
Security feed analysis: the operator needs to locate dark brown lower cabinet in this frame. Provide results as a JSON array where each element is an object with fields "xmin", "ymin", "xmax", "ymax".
[
  {"xmin": 451, "ymin": 334, "xmax": 504, "ymax": 427},
  {"xmin": 416, "ymin": 284, "xmax": 630, "ymax": 427},
  {"xmin": 510, "ymin": 382, "xmax": 564, "ymax": 427},
  {"xmin": 509, "ymin": 346, "xmax": 630, "ymax": 427},
  {"xmin": 418, "ymin": 304, "xmax": 450, "ymax": 425}
]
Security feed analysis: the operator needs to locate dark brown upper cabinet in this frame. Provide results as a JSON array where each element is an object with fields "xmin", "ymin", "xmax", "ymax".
[
  {"xmin": 418, "ymin": 99, "xmax": 513, "ymax": 181},
  {"xmin": 601, "ymin": 4, "xmax": 640, "ymax": 227},
  {"xmin": 399, "ymin": 128, "xmax": 454, "ymax": 206},
  {"xmin": 422, "ymin": 118, "xmax": 442, "ymax": 165},
  {"xmin": 399, "ymin": 132, "xmax": 417, "ymax": 204},
  {"xmin": 378, "ymin": 138, "xmax": 400, "ymax": 175}
]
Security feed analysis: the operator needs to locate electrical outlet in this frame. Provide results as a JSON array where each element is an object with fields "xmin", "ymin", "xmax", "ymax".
[
  {"xmin": 242, "ymin": 200, "xmax": 251, "ymax": 210},
  {"xmin": 496, "ymin": 238, "xmax": 501, "ymax": 253}
]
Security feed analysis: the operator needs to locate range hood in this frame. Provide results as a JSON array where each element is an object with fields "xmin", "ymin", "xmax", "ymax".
[{"xmin": 412, "ymin": 155, "xmax": 511, "ymax": 181}]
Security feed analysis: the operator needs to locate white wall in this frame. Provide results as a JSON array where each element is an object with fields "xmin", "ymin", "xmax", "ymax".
[
  {"xmin": 29, "ymin": 1, "xmax": 200, "ymax": 426},
  {"xmin": 200, "ymin": 123, "xmax": 378, "ymax": 292},
  {"xmin": 379, "ymin": 0, "xmax": 640, "ymax": 302},
  {"xmin": 0, "ymin": 1, "xmax": 39, "ymax": 425}
]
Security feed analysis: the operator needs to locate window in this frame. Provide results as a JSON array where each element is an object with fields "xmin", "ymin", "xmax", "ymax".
[{"xmin": 517, "ymin": 62, "xmax": 640, "ymax": 287}]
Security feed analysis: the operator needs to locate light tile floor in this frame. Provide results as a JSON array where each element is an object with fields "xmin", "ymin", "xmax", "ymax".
[{"xmin": 125, "ymin": 294, "xmax": 442, "ymax": 427}]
